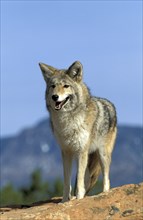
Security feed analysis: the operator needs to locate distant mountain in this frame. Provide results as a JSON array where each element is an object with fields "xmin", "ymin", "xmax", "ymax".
[{"xmin": 1, "ymin": 118, "xmax": 142, "ymax": 188}]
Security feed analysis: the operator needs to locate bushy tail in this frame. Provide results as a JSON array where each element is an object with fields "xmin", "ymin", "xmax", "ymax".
[
  {"xmin": 74, "ymin": 151, "xmax": 101, "ymax": 195},
  {"xmin": 85, "ymin": 151, "xmax": 101, "ymax": 194}
]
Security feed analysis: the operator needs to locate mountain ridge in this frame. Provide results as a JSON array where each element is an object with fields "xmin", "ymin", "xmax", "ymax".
[{"xmin": 1, "ymin": 118, "xmax": 142, "ymax": 188}]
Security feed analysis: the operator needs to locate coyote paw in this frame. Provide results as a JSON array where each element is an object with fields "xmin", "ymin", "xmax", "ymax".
[
  {"xmin": 61, "ymin": 195, "xmax": 71, "ymax": 203},
  {"xmin": 61, "ymin": 198, "xmax": 69, "ymax": 203},
  {"xmin": 76, "ymin": 189, "xmax": 85, "ymax": 199},
  {"xmin": 76, "ymin": 194, "xmax": 84, "ymax": 200}
]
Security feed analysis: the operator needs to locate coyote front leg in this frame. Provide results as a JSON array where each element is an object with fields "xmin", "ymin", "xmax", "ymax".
[
  {"xmin": 62, "ymin": 151, "xmax": 73, "ymax": 202},
  {"xmin": 76, "ymin": 151, "xmax": 88, "ymax": 199}
]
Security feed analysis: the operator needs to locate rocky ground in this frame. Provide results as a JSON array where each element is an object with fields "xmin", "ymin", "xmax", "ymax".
[{"xmin": 0, "ymin": 183, "xmax": 143, "ymax": 220}]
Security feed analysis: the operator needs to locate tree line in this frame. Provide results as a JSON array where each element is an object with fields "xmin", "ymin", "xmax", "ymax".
[{"xmin": 0, "ymin": 169, "xmax": 102, "ymax": 206}]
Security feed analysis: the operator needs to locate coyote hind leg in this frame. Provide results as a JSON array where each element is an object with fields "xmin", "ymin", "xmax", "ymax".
[{"xmin": 98, "ymin": 128, "xmax": 117, "ymax": 192}]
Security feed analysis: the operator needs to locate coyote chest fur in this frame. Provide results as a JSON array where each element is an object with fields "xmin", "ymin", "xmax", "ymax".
[
  {"xmin": 39, "ymin": 61, "xmax": 117, "ymax": 202},
  {"xmin": 51, "ymin": 110, "xmax": 92, "ymax": 152}
]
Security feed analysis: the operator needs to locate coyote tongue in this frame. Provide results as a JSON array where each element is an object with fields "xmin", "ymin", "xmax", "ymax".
[
  {"xmin": 55, "ymin": 97, "xmax": 69, "ymax": 110},
  {"xmin": 55, "ymin": 101, "xmax": 63, "ymax": 110}
]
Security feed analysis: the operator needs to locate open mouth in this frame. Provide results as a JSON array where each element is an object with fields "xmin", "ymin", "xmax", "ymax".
[{"xmin": 55, "ymin": 97, "xmax": 70, "ymax": 110}]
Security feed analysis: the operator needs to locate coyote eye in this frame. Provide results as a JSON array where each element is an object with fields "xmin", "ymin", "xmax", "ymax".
[
  {"xmin": 64, "ymin": 85, "xmax": 69, "ymax": 88},
  {"xmin": 51, "ymin": 85, "xmax": 56, "ymax": 88}
]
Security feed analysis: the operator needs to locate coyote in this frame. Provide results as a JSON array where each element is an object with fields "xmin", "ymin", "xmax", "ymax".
[{"xmin": 39, "ymin": 61, "xmax": 117, "ymax": 202}]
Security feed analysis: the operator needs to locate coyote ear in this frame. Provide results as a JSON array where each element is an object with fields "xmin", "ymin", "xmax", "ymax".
[
  {"xmin": 67, "ymin": 61, "xmax": 83, "ymax": 82},
  {"xmin": 39, "ymin": 63, "xmax": 56, "ymax": 82}
]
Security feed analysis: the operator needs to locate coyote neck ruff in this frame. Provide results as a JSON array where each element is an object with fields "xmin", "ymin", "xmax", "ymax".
[{"xmin": 39, "ymin": 61, "xmax": 117, "ymax": 202}]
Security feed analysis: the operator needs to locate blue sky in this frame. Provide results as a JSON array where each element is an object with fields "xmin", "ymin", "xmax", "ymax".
[{"xmin": 1, "ymin": 1, "xmax": 142, "ymax": 137}]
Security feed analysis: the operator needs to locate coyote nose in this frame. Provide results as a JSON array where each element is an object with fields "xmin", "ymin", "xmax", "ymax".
[{"xmin": 52, "ymin": 95, "xmax": 59, "ymax": 101}]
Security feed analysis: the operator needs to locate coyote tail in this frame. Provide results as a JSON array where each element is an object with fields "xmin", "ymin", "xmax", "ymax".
[
  {"xmin": 85, "ymin": 151, "xmax": 101, "ymax": 194},
  {"xmin": 74, "ymin": 151, "xmax": 101, "ymax": 195}
]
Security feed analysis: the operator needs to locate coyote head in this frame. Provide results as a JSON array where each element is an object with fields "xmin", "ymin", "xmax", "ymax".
[{"xmin": 39, "ymin": 61, "xmax": 84, "ymax": 112}]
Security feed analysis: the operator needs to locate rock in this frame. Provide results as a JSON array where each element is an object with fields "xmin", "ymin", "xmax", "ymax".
[{"xmin": 0, "ymin": 183, "xmax": 143, "ymax": 220}]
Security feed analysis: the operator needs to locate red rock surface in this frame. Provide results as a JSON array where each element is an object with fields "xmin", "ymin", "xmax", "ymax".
[{"xmin": 0, "ymin": 183, "xmax": 143, "ymax": 220}]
